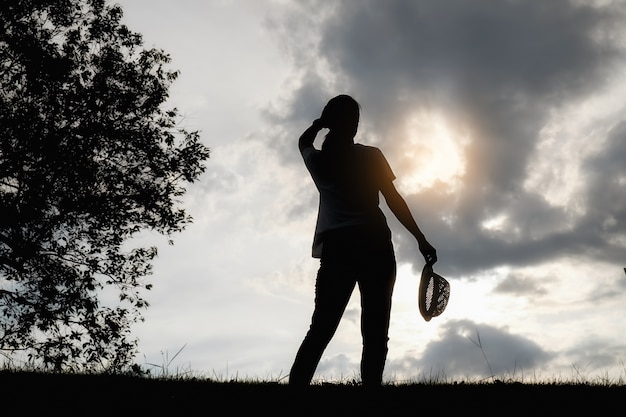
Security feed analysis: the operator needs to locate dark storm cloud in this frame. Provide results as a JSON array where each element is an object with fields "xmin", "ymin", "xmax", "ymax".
[
  {"xmin": 264, "ymin": 0, "xmax": 626, "ymax": 279},
  {"xmin": 493, "ymin": 271, "xmax": 549, "ymax": 297},
  {"xmin": 386, "ymin": 319, "xmax": 555, "ymax": 380},
  {"xmin": 563, "ymin": 337, "xmax": 626, "ymax": 374},
  {"xmin": 579, "ymin": 120, "xmax": 626, "ymax": 263},
  {"xmin": 312, "ymin": 318, "xmax": 557, "ymax": 381}
]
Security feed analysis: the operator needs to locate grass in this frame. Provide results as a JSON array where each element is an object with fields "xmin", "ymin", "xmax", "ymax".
[
  {"xmin": 3, "ymin": 335, "xmax": 625, "ymax": 415},
  {"xmin": 4, "ymin": 335, "xmax": 626, "ymax": 415},
  {"xmin": 2, "ymin": 366, "xmax": 625, "ymax": 416}
]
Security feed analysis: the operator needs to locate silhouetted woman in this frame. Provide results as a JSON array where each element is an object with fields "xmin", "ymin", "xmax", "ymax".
[{"xmin": 289, "ymin": 94, "xmax": 437, "ymax": 387}]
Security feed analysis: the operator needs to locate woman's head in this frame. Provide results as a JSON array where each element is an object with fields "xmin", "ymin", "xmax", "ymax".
[{"xmin": 320, "ymin": 94, "xmax": 360, "ymax": 138}]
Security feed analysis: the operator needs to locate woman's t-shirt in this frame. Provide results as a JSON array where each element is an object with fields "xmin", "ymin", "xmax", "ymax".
[{"xmin": 301, "ymin": 143, "xmax": 395, "ymax": 258}]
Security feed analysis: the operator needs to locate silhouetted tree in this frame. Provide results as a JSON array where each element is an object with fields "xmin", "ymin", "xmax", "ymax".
[{"xmin": 0, "ymin": 0, "xmax": 210, "ymax": 371}]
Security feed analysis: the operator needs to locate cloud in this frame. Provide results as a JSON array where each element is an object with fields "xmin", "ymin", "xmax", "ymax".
[
  {"xmin": 261, "ymin": 0, "xmax": 626, "ymax": 279},
  {"xmin": 314, "ymin": 318, "xmax": 559, "ymax": 382},
  {"xmin": 493, "ymin": 271, "xmax": 549, "ymax": 297},
  {"xmin": 316, "ymin": 353, "xmax": 361, "ymax": 381},
  {"xmin": 119, "ymin": 0, "xmax": 626, "ymax": 382},
  {"xmin": 563, "ymin": 337, "xmax": 626, "ymax": 375},
  {"xmin": 386, "ymin": 319, "xmax": 556, "ymax": 381}
]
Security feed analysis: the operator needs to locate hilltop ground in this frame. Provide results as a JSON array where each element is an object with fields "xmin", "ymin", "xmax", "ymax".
[{"xmin": 3, "ymin": 371, "xmax": 624, "ymax": 415}]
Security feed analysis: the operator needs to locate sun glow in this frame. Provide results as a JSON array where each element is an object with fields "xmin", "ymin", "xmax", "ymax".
[{"xmin": 396, "ymin": 111, "xmax": 469, "ymax": 195}]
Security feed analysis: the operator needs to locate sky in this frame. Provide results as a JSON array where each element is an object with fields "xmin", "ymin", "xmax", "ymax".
[{"xmin": 116, "ymin": 0, "xmax": 626, "ymax": 383}]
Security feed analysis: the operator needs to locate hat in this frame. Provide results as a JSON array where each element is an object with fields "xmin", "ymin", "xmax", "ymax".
[{"xmin": 418, "ymin": 263, "xmax": 450, "ymax": 322}]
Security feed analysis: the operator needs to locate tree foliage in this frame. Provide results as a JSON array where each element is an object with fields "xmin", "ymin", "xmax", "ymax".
[{"xmin": 0, "ymin": 0, "xmax": 210, "ymax": 371}]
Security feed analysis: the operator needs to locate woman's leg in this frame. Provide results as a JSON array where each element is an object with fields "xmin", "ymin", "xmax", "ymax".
[
  {"xmin": 358, "ymin": 248, "xmax": 396, "ymax": 387},
  {"xmin": 289, "ymin": 261, "xmax": 356, "ymax": 386}
]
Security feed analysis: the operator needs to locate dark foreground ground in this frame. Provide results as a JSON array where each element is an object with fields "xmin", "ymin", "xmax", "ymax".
[{"xmin": 2, "ymin": 371, "xmax": 624, "ymax": 415}]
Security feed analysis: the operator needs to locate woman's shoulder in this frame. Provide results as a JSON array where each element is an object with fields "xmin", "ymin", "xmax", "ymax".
[{"xmin": 353, "ymin": 143, "xmax": 385, "ymax": 159}]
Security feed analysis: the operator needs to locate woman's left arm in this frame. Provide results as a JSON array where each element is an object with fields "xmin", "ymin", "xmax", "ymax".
[{"xmin": 380, "ymin": 180, "xmax": 437, "ymax": 265}]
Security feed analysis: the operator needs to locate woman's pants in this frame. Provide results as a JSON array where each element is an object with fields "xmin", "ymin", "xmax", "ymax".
[{"xmin": 289, "ymin": 225, "xmax": 396, "ymax": 387}]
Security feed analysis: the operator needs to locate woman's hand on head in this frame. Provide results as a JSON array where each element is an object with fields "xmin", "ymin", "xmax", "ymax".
[{"xmin": 312, "ymin": 118, "xmax": 326, "ymax": 130}]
